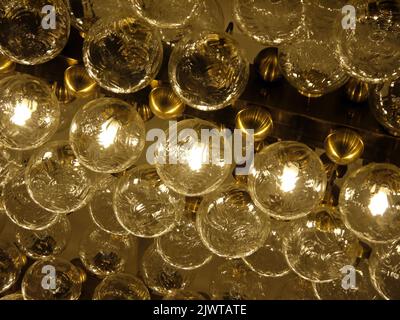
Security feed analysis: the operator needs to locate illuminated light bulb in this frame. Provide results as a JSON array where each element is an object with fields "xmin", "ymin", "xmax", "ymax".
[
  {"xmin": 196, "ymin": 183, "xmax": 270, "ymax": 259},
  {"xmin": 0, "ymin": 292, "xmax": 24, "ymax": 300},
  {"xmin": 155, "ymin": 119, "xmax": 232, "ymax": 196},
  {"xmin": 243, "ymin": 219, "xmax": 291, "ymax": 277},
  {"xmin": 0, "ymin": 0, "xmax": 70, "ymax": 65},
  {"xmin": 83, "ymin": 17, "xmax": 163, "ymax": 94},
  {"xmin": 233, "ymin": 0, "xmax": 304, "ymax": 45},
  {"xmin": 248, "ymin": 141, "xmax": 327, "ymax": 220},
  {"xmin": 64, "ymin": 65, "xmax": 97, "ymax": 98},
  {"xmin": 114, "ymin": 165, "xmax": 184, "ymax": 238},
  {"xmin": 70, "ymin": 98, "xmax": 146, "ymax": 174},
  {"xmin": 93, "ymin": 273, "xmax": 150, "ymax": 300},
  {"xmin": 339, "ymin": 163, "xmax": 400, "ymax": 243},
  {"xmin": 0, "ymin": 147, "xmax": 23, "ymax": 187},
  {"xmin": 0, "ymin": 241, "xmax": 26, "ymax": 294},
  {"xmin": 163, "ymin": 290, "xmax": 207, "ymax": 300},
  {"xmin": 15, "ymin": 215, "xmax": 71, "ymax": 260},
  {"xmin": 25, "ymin": 141, "xmax": 100, "ymax": 214},
  {"xmin": 283, "ymin": 206, "xmax": 360, "ymax": 283},
  {"xmin": 22, "ymin": 258, "xmax": 84, "ymax": 300},
  {"xmin": 3, "ymin": 173, "xmax": 59, "ymax": 231},
  {"xmin": 141, "ymin": 245, "xmax": 195, "ymax": 296},
  {"xmin": 0, "ymin": 74, "xmax": 60, "ymax": 150},
  {"xmin": 79, "ymin": 229, "xmax": 134, "ymax": 278},
  {"xmin": 169, "ymin": 32, "xmax": 249, "ymax": 111}
]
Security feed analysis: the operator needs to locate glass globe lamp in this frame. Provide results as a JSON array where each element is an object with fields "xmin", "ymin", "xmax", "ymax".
[
  {"xmin": 0, "ymin": 147, "xmax": 23, "ymax": 187},
  {"xmin": 0, "ymin": 241, "xmax": 26, "ymax": 294},
  {"xmin": 0, "ymin": 292, "xmax": 24, "ymax": 300}
]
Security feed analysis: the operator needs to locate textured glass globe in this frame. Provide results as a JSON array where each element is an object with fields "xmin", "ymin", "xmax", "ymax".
[
  {"xmin": 283, "ymin": 206, "xmax": 360, "ymax": 283},
  {"xmin": 155, "ymin": 119, "xmax": 232, "ymax": 196},
  {"xmin": 22, "ymin": 258, "xmax": 83, "ymax": 300},
  {"xmin": 3, "ymin": 173, "xmax": 59, "ymax": 230},
  {"xmin": 248, "ymin": 141, "xmax": 327, "ymax": 220},
  {"xmin": 25, "ymin": 141, "xmax": 100, "ymax": 214},
  {"xmin": 169, "ymin": 32, "xmax": 249, "ymax": 111},
  {"xmin": 83, "ymin": 17, "xmax": 163, "ymax": 94},
  {"xmin": 141, "ymin": 245, "xmax": 194, "ymax": 296},
  {"xmin": 197, "ymin": 183, "xmax": 270, "ymax": 259},
  {"xmin": 70, "ymin": 98, "xmax": 146, "ymax": 174},
  {"xmin": 0, "ymin": 206, "xmax": 6, "ymax": 235},
  {"xmin": 336, "ymin": 0, "xmax": 400, "ymax": 83},
  {"xmin": 0, "ymin": 147, "xmax": 22, "ymax": 187},
  {"xmin": 0, "ymin": 292, "xmax": 24, "ymax": 300},
  {"xmin": 93, "ymin": 273, "xmax": 150, "ymax": 300},
  {"xmin": 163, "ymin": 290, "xmax": 207, "ymax": 300},
  {"xmin": 114, "ymin": 165, "xmax": 184, "ymax": 238},
  {"xmin": 233, "ymin": 0, "xmax": 303, "ymax": 45},
  {"xmin": 0, "ymin": 74, "xmax": 60, "ymax": 150},
  {"xmin": 130, "ymin": 0, "xmax": 201, "ymax": 29},
  {"xmin": 156, "ymin": 213, "xmax": 213, "ymax": 270},
  {"xmin": 15, "ymin": 215, "xmax": 71, "ymax": 260},
  {"xmin": 0, "ymin": 0, "xmax": 70, "ymax": 65},
  {"xmin": 0, "ymin": 241, "xmax": 25, "ymax": 294},
  {"xmin": 79, "ymin": 229, "xmax": 134, "ymax": 278},
  {"xmin": 339, "ymin": 163, "xmax": 400, "ymax": 244}
]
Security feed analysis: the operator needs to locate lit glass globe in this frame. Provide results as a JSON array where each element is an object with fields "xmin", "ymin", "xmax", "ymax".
[
  {"xmin": 169, "ymin": 31, "xmax": 249, "ymax": 111},
  {"xmin": 339, "ymin": 163, "xmax": 400, "ymax": 244},
  {"xmin": 283, "ymin": 206, "xmax": 360, "ymax": 283},
  {"xmin": 163, "ymin": 290, "xmax": 207, "ymax": 300},
  {"xmin": 93, "ymin": 273, "xmax": 150, "ymax": 300},
  {"xmin": 196, "ymin": 183, "xmax": 270, "ymax": 259},
  {"xmin": 155, "ymin": 119, "xmax": 232, "ymax": 196},
  {"xmin": 114, "ymin": 165, "xmax": 184, "ymax": 238},
  {"xmin": 336, "ymin": 0, "xmax": 400, "ymax": 83},
  {"xmin": 15, "ymin": 215, "xmax": 71, "ymax": 260},
  {"xmin": 0, "ymin": 241, "xmax": 26, "ymax": 294},
  {"xmin": 233, "ymin": 0, "xmax": 303, "ymax": 45},
  {"xmin": 25, "ymin": 140, "xmax": 100, "ymax": 214},
  {"xmin": 248, "ymin": 141, "xmax": 327, "ymax": 220},
  {"xmin": 0, "ymin": 0, "xmax": 70, "ymax": 65},
  {"xmin": 79, "ymin": 229, "xmax": 134, "ymax": 277},
  {"xmin": 83, "ymin": 17, "xmax": 163, "ymax": 94},
  {"xmin": 70, "ymin": 98, "xmax": 146, "ymax": 174},
  {"xmin": 0, "ymin": 74, "xmax": 60, "ymax": 150},
  {"xmin": 0, "ymin": 147, "xmax": 22, "ymax": 187},
  {"xmin": 22, "ymin": 258, "xmax": 84, "ymax": 300}
]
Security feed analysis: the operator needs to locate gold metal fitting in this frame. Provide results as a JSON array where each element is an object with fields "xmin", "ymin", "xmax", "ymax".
[
  {"xmin": 185, "ymin": 197, "xmax": 202, "ymax": 214},
  {"xmin": 149, "ymin": 86, "xmax": 186, "ymax": 120},
  {"xmin": 52, "ymin": 81, "xmax": 75, "ymax": 104},
  {"xmin": 345, "ymin": 78, "xmax": 369, "ymax": 103},
  {"xmin": 64, "ymin": 65, "xmax": 97, "ymax": 98},
  {"xmin": 254, "ymin": 48, "xmax": 281, "ymax": 83},
  {"xmin": 0, "ymin": 54, "xmax": 15, "ymax": 74},
  {"xmin": 135, "ymin": 103, "xmax": 154, "ymax": 122},
  {"xmin": 235, "ymin": 106, "xmax": 273, "ymax": 142}
]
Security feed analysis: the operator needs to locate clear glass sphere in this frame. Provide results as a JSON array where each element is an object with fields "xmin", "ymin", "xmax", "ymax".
[
  {"xmin": 155, "ymin": 119, "xmax": 232, "ymax": 196},
  {"xmin": 114, "ymin": 165, "xmax": 184, "ymax": 238},
  {"xmin": 169, "ymin": 31, "xmax": 249, "ymax": 111},
  {"xmin": 25, "ymin": 140, "xmax": 100, "ymax": 214},
  {"xmin": 197, "ymin": 183, "xmax": 270, "ymax": 259},
  {"xmin": 130, "ymin": 0, "xmax": 201, "ymax": 29},
  {"xmin": 83, "ymin": 17, "xmax": 163, "ymax": 94},
  {"xmin": 141, "ymin": 245, "xmax": 194, "ymax": 296},
  {"xmin": 0, "ymin": 0, "xmax": 70, "ymax": 65},
  {"xmin": 0, "ymin": 292, "xmax": 24, "ymax": 300},
  {"xmin": 248, "ymin": 141, "xmax": 327, "ymax": 220},
  {"xmin": 163, "ymin": 290, "xmax": 207, "ymax": 300},
  {"xmin": 283, "ymin": 206, "xmax": 360, "ymax": 283},
  {"xmin": 0, "ymin": 74, "xmax": 60, "ymax": 150},
  {"xmin": 233, "ymin": 0, "xmax": 304, "ymax": 46},
  {"xmin": 15, "ymin": 215, "xmax": 71, "ymax": 260},
  {"xmin": 339, "ymin": 163, "xmax": 400, "ymax": 244},
  {"xmin": 0, "ymin": 241, "xmax": 25, "ymax": 294},
  {"xmin": 156, "ymin": 213, "xmax": 213, "ymax": 270},
  {"xmin": 336, "ymin": 0, "xmax": 400, "ymax": 83},
  {"xmin": 243, "ymin": 219, "xmax": 291, "ymax": 277},
  {"xmin": 70, "ymin": 98, "xmax": 146, "ymax": 174},
  {"xmin": 3, "ymin": 173, "xmax": 59, "ymax": 231},
  {"xmin": 0, "ymin": 147, "xmax": 22, "ymax": 187},
  {"xmin": 93, "ymin": 273, "xmax": 150, "ymax": 300},
  {"xmin": 79, "ymin": 229, "xmax": 134, "ymax": 278},
  {"xmin": 22, "ymin": 258, "xmax": 83, "ymax": 300}
]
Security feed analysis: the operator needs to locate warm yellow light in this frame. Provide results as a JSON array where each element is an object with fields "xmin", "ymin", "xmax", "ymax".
[
  {"xmin": 98, "ymin": 119, "xmax": 120, "ymax": 148},
  {"xmin": 186, "ymin": 143, "xmax": 208, "ymax": 172},
  {"xmin": 11, "ymin": 99, "xmax": 37, "ymax": 126},
  {"xmin": 368, "ymin": 188, "xmax": 389, "ymax": 217},
  {"xmin": 280, "ymin": 163, "xmax": 299, "ymax": 193}
]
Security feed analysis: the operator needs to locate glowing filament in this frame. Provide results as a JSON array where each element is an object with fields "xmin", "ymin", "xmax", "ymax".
[
  {"xmin": 11, "ymin": 99, "xmax": 37, "ymax": 126},
  {"xmin": 98, "ymin": 119, "xmax": 120, "ymax": 148},
  {"xmin": 280, "ymin": 164, "xmax": 299, "ymax": 193},
  {"xmin": 186, "ymin": 143, "xmax": 208, "ymax": 172},
  {"xmin": 368, "ymin": 188, "xmax": 389, "ymax": 217}
]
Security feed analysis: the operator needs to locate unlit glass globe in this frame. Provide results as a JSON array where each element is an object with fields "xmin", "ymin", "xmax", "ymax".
[
  {"xmin": 22, "ymin": 258, "xmax": 83, "ymax": 300},
  {"xmin": 248, "ymin": 141, "xmax": 327, "ymax": 220},
  {"xmin": 197, "ymin": 183, "xmax": 270, "ymax": 259},
  {"xmin": 114, "ymin": 165, "xmax": 184, "ymax": 238},
  {"xmin": 83, "ymin": 17, "xmax": 163, "ymax": 94},
  {"xmin": 155, "ymin": 119, "xmax": 232, "ymax": 196},
  {"xmin": 339, "ymin": 163, "xmax": 400, "ymax": 244},
  {"xmin": 0, "ymin": 241, "xmax": 25, "ymax": 294},
  {"xmin": 25, "ymin": 140, "xmax": 100, "ymax": 214},
  {"xmin": 15, "ymin": 215, "xmax": 71, "ymax": 260},
  {"xmin": 169, "ymin": 31, "xmax": 249, "ymax": 111},
  {"xmin": 93, "ymin": 273, "xmax": 150, "ymax": 300},
  {"xmin": 283, "ymin": 206, "xmax": 360, "ymax": 283},
  {"xmin": 70, "ymin": 98, "xmax": 146, "ymax": 174},
  {"xmin": 0, "ymin": 74, "xmax": 60, "ymax": 150},
  {"xmin": 0, "ymin": 0, "xmax": 70, "ymax": 65}
]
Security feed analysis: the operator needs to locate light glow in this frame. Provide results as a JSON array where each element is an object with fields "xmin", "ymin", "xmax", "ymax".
[
  {"xmin": 280, "ymin": 163, "xmax": 299, "ymax": 193},
  {"xmin": 98, "ymin": 119, "xmax": 120, "ymax": 148},
  {"xmin": 10, "ymin": 99, "xmax": 37, "ymax": 126},
  {"xmin": 368, "ymin": 188, "xmax": 390, "ymax": 217}
]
